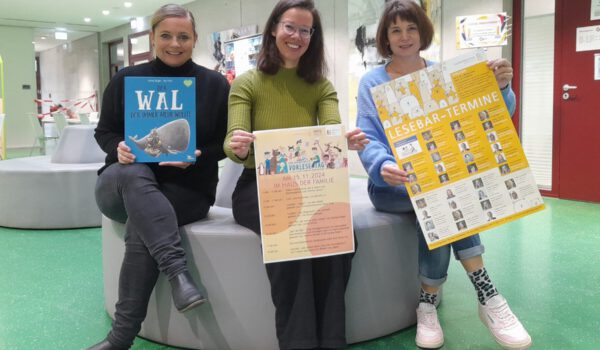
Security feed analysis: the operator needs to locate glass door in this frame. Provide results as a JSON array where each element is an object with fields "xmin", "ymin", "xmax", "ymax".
[{"xmin": 109, "ymin": 40, "xmax": 124, "ymax": 78}]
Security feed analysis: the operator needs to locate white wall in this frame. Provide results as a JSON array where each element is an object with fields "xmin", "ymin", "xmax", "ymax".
[
  {"xmin": 91, "ymin": 0, "xmax": 513, "ymax": 175},
  {"xmin": 0, "ymin": 26, "xmax": 37, "ymax": 148},
  {"xmin": 98, "ymin": 22, "xmax": 140, "ymax": 94},
  {"xmin": 31, "ymin": 0, "xmax": 512, "ymax": 158},
  {"xmin": 442, "ymin": 0, "xmax": 512, "ymax": 61},
  {"xmin": 184, "ymin": 0, "xmax": 353, "ymax": 171},
  {"xmin": 39, "ymin": 34, "xmax": 100, "ymax": 115},
  {"xmin": 95, "ymin": 0, "xmax": 348, "ymax": 122},
  {"xmin": 92, "ymin": 0, "xmax": 513, "ymax": 120},
  {"xmin": 186, "ymin": 0, "xmax": 279, "ymax": 68}
]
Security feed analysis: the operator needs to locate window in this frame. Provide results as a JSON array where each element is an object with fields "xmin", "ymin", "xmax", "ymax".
[{"xmin": 128, "ymin": 31, "xmax": 152, "ymax": 66}]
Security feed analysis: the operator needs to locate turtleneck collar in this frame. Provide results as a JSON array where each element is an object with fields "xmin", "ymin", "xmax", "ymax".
[
  {"xmin": 275, "ymin": 66, "xmax": 300, "ymax": 80},
  {"xmin": 151, "ymin": 58, "xmax": 196, "ymax": 76},
  {"xmin": 278, "ymin": 66, "xmax": 298, "ymax": 74}
]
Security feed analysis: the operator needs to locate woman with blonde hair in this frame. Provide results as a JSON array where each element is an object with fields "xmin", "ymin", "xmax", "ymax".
[{"xmin": 88, "ymin": 4, "xmax": 229, "ymax": 349}]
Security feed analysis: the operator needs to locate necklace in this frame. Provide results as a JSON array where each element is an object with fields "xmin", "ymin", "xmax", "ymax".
[{"xmin": 386, "ymin": 58, "xmax": 426, "ymax": 77}]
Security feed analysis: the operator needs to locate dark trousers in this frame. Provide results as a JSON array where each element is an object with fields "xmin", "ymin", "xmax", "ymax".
[
  {"xmin": 95, "ymin": 163, "xmax": 211, "ymax": 348},
  {"xmin": 232, "ymin": 168, "xmax": 353, "ymax": 350}
]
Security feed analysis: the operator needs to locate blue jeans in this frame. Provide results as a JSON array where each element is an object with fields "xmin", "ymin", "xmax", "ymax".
[{"xmin": 367, "ymin": 181, "xmax": 485, "ymax": 287}]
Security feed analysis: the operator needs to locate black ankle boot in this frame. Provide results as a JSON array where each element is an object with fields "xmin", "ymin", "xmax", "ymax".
[
  {"xmin": 86, "ymin": 338, "xmax": 127, "ymax": 350},
  {"xmin": 169, "ymin": 271, "xmax": 207, "ymax": 312}
]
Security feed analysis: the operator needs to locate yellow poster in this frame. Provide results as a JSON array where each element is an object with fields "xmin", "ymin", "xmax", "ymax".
[
  {"xmin": 370, "ymin": 50, "xmax": 544, "ymax": 250},
  {"xmin": 254, "ymin": 125, "xmax": 354, "ymax": 263}
]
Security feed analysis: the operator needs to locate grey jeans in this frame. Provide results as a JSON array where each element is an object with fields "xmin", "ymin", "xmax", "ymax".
[
  {"xmin": 95, "ymin": 162, "xmax": 211, "ymax": 348},
  {"xmin": 96, "ymin": 162, "xmax": 213, "ymax": 278}
]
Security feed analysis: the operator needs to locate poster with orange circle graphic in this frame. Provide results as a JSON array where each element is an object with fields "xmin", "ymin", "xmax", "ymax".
[{"xmin": 254, "ymin": 125, "xmax": 354, "ymax": 263}]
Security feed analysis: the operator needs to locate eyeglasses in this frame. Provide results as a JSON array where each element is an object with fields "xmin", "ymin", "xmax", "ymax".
[{"xmin": 279, "ymin": 21, "xmax": 315, "ymax": 39}]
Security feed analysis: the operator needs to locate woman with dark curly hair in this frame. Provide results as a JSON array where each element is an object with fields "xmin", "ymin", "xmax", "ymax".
[{"xmin": 224, "ymin": 1, "xmax": 367, "ymax": 348}]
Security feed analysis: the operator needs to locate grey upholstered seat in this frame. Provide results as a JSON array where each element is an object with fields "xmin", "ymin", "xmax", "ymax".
[
  {"xmin": 51, "ymin": 125, "xmax": 105, "ymax": 164},
  {"xmin": 0, "ymin": 156, "xmax": 103, "ymax": 228},
  {"xmin": 0, "ymin": 126, "xmax": 105, "ymax": 229},
  {"xmin": 101, "ymin": 160, "xmax": 424, "ymax": 349}
]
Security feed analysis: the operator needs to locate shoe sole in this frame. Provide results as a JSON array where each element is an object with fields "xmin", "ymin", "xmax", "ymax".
[
  {"xmin": 493, "ymin": 336, "xmax": 532, "ymax": 350},
  {"xmin": 178, "ymin": 297, "xmax": 208, "ymax": 313},
  {"xmin": 416, "ymin": 339, "xmax": 444, "ymax": 349},
  {"xmin": 416, "ymin": 333, "xmax": 444, "ymax": 349}
]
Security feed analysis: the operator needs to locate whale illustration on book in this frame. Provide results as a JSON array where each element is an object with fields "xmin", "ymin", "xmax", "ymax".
[{"xmin": 129, "ymin": 118, "xmax": 190, "ymax": 157}]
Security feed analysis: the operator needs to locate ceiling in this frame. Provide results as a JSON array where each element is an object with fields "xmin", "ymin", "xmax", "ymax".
[{"xmin": 0, "ymin": 0, "xmax": 193, "ymax": 52}]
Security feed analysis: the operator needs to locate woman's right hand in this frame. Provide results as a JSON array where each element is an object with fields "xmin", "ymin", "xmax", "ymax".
[
  {"xmin": 381, "ymin": 163, "xmax": 408, "ymax": 186},
  {"xmin": 229, "ymin": 130, "xmax": 255, "ymax": 160},
  {"xmin": 117, "ymin": 141, "xmax": 136, "ymax": 164}
]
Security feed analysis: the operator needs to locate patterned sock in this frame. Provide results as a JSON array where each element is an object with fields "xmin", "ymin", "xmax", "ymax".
[
  {"xmin": 468, "ymin": 267, "xmax": 499, "ymax": 305},
  {"xmin": 419, "ymin": 288, "xmax": 438, "ymax": 305}
]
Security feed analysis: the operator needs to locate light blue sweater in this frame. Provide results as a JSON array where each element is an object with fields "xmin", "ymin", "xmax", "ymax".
[{"xmin": 356, "ymin": 63, "xmax": 516, "ymax": 187}]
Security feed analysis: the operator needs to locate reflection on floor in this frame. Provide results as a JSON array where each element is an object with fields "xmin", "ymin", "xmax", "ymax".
[{"xmin": 1, "ymin": 150, "xmax": 599, "ymax": 349}]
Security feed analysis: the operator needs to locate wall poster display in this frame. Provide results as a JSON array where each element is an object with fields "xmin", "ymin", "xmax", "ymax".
[
  {"xmin": 456, "ymin": 13, "xmax": 510, "ymax": 49},
  {"xmin": 592, "ymin": 0, "xmax": 600, "ymax": 21},
  {"xmin": 370, "ymin": 50, "xmax": 544, "ymax": 250},
  {"xmin": 253, "ymin": 125, "xmax": 354, "ymax": 263},
  {"xmin": 576, "ymin": 25, "xmax": 600, "ymax": 52},
  {"xmin": 595, "ymin": 53, "xmax": 600, "ymax": 80},
  {"xmin": 210, "ymin": 25, "xmax": 259, "ymax": 83},
  {"xmin": 223, "ymin": 34, "xmax": 262, "ymax": 83}
]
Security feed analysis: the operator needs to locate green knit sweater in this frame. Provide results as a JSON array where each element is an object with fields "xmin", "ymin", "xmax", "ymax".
[{"xmin": 224, "ymin": 67, "xmax": 341, "ymax": 169}]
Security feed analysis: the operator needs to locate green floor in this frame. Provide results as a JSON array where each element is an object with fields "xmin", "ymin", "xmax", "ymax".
[
  {"xmin": 1, "ymin": 197, "xmax": 599, "ymax": 350},
  {"xmin": 1, "ymin": 150, "xmax": 599, "ymax": 349}
]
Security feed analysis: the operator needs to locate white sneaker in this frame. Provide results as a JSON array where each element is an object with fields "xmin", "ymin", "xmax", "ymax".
[
  {"xmin": 479, "ymin": 294, "xmax": 532, "ymax": 350},
  {"xmin": 416, "ymin": 302, "xmax": 444, "ymax": 349}
]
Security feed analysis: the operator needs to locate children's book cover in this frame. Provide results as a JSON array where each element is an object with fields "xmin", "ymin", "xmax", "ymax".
[{"xmin": 125, "ymin": 76, "xmax": 196, "ymax": 162}]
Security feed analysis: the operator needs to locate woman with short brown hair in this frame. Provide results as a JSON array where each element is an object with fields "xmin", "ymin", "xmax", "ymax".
[{"xmin": 356, "ymin": 1, "xmax": 530, "ymax": 349}]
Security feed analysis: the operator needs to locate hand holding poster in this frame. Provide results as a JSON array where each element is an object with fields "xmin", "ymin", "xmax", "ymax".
[
  {"xmin": 254, "ymin": 125, "xmax": 354, "ymax": 263},
  {"xmin": 370, "ymin": 50, "xmax": 544, "ymax": 250}
]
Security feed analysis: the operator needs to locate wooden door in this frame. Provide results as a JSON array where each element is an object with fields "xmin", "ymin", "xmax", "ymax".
[{"xmin": 554, "ymin": 0, "xmax": 600, "ymax": 202}]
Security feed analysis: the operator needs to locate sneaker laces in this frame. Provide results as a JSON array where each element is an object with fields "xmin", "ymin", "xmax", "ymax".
[
  {"xmin": 419, "ymin": 306, "xmax": 440, "ymax": 328},
  {"xmin": 487, "ymin": 300, "xmax": 518, "ymax": 329}
]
